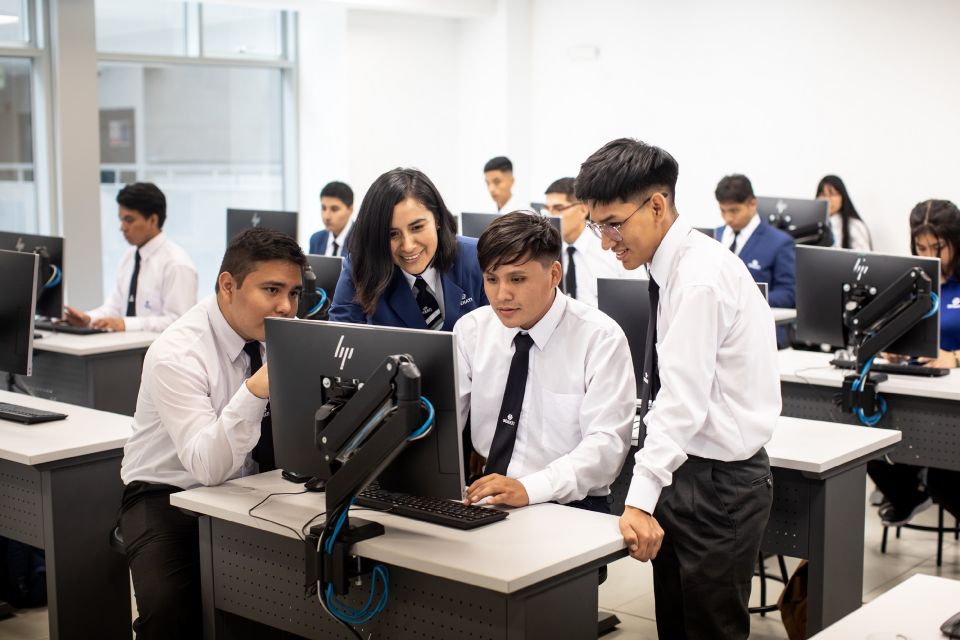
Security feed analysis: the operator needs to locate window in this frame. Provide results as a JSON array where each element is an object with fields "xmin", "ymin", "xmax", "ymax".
[
  {"xmin": 0, "ymin": 0, "xmax": 28, "ymax": 45},
  {"xmin": 202, "ymin": 5, "xmax": 284, "ymax": 59},
  {"xmin": 0, "ymin": 57, "xmax": 36, "ymax": 232},
  {"xmin": 95, "ymin": 0, "xmax": 188, "ymax": 56}
]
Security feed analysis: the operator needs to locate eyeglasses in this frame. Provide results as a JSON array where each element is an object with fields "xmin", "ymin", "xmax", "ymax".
[
  {"xmin": 586, "ymin": 193, "xmax": 666, "ymax": 243},
  {"xmin": 543, "ymin": 202, "xmax": 582, "ymax": 215}
]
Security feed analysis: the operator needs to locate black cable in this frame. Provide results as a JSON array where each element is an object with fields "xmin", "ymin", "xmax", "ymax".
[{"xmin": 247, "ymin": 489, "xmax": 310, "ymax": 541}]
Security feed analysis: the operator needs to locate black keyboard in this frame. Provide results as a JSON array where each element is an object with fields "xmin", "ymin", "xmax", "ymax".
[
  {"xmin": 34, "ymin": 319, "xmax": 107, "ymax": 335},
  {"xmin": 831, "ymin": 358, "xmax": 951, "ymax": 378},
  {"xmin": 0, "ymin": 402, "xmax": 68, "ymax": 425},
  {"xmin": 356, "ymin": 487, "xmax": 508, "ymax": 530}
]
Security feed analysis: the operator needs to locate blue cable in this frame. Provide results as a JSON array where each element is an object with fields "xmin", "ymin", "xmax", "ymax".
[
  {"xmin": 407, "ymin": 396, "xmax": 435, "ymax": 441},
  {"xmin": 923, "ymin": 291, "xmax": 939, "ymax": 319},
  {"xmin": 325, "ymin": 565, "xmax": 390, "ymax": 625},
  {"xmin": 851, "ymin": 357, "xmax": 885, "ymax": 426},
  {"xmin": 307, "ymin": 288, "xmax": 328, "ymax": 318}
]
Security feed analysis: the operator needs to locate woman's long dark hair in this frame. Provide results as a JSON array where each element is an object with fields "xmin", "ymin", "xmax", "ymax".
[
  {"xmin": 910, "ymin": 199, "xmax": 960, "ymax": 280},
  {"xmin": 347, "ymin": 168, "xmax": 459, "ymax": 316},
  {"xmin": 816, "ymin": 175, "xmax": 870, "ymax": 250}
]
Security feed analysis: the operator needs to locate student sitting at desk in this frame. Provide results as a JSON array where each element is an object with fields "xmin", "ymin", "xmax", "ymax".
[
  {"xmin": 63, "ymin": 182, "xmax": 198, "ymax": 333},
  {"xmin": 816, "ymin": 174, "xmax": 872, "ymax": 252},
  {"xmin": 483, "ymin": 155, "xmax": 524, "ymax": 213},
  {"xmin": 118, "ymin": 227, "xmax": 306, "ymax": 638},
  {"xmin": 308, "ymin": 180, "xmax": 354, "ymax": 258},
  {"xmin": 330, "ymin": 168, "xmax": 487, "ymax": 330},
  {"xmin": 457, "ymin": 212, "xmax": 634, "ymax": 512},
  {"xmin": 868, "ymin": 199, "xmax": 960, "ymax": 526}
]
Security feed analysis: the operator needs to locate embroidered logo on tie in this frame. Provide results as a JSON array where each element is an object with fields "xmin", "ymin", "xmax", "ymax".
[
  {"xmin": 502, "ymin": 413, "xmax": 516, "ymax": 426},
  {"xmin": 643, "ymin": 372, "xmax": 649, "ymax": 384},
  {"xmin": 747, "ymin": 259, "xmax": 761, "ymax": 270},
  {"xmin": 334, "ymin": 335, "xmax": 354, "ymax": 370}
]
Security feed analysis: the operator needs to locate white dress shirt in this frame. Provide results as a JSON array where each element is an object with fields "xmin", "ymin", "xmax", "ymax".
[
  {"xmin": 401, "ymin": 265, "xmax": 446, "ymax": 319},
  {"xmin": 120, "ymin": 295, "xmax": 269, "ymax": 489},
  {"xmin": 454, "ymin": 291, "xmax": 635, "ymax": 505},
  {"xmin": 625, "ymin": 216, "xmax": 781, "ymax": 514},
  {"xmin": 830, "ymin": 214, "xmax": 872, "ymax": 252},
  {"xmin": 563, "ymin": 228, "xmax": 640, "ymax": 307},
  {"xmin": 719, "ymin": 212, "xmax": 761, "ymax": 256},
  {"xmin": 88, "ymin": 231, "xmax": 198, "ymax": 333},
  {"xmin": 496, "ymin": 193, "xmax": 526, "ymax": 214},
  {"xmin": 323, "ymin": 217, "xmax": 355, "ymax": 257}
]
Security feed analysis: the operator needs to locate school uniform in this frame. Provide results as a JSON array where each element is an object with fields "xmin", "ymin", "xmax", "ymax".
[
  {"xmin": 830, "ymin": 215, "xmax": 872, "ymax": 252},
  {"xmin": 308, "ymin": 217, "xmax": 354, "ymax": 258},
  {"xmin": 562, "ymin": 229, "xmax": 641, "ymax": 308},
  {"xmin": 329, "ymin": 236, "xmax": 488, "ymax": 330},
  {"xmin": 716, "ymin": 215, "xmax": 796, "ymax": 309},
  {"xmin": 631, "ymin": 216, "xmax": 780, "ymax": 639}
]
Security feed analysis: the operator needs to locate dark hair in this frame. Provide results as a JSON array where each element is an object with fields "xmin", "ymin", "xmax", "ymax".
[
  {"xmin": 347, "ymin": 168, "xmax": 459, "ymax": 315},
  {"xmin": 320, "ymin": 181, "xmax": 354, "ymax": 208},
  {"xmin": 545, "ymin": 177, "xmax": 576, "ymax": 200},
  {"xmin": 909, "ymin": 199, "xmax": 960, "ymax": 279},
  {"xmin": 816, "ymin": 175, "xmax": 868, "ymax": 250},
  {"xmin": 575, "ymin": 138, "xmax": 679, "ymax": 206},
  {"xmin": 117, "ymin": 182, "xmax": 166, "ymax": 228},
  {"xmin": 477, "ymin": 211, "xmax": 561, "ymax": 272},
  {"xmin": 714, "ymin": 174, "xmax": 755, "ymax": 204},
  {"xmin": 215, "ymin": 227, "xmax": 307, "ymax": 293},
  {"xmin": 484, "ymin": 156, "xmax": 513, "ymax": 173}
]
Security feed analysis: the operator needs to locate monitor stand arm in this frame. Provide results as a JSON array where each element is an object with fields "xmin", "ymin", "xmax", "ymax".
[{"xmin": 840, "ymin": 267, "xmax": 934, "ymax": 415}]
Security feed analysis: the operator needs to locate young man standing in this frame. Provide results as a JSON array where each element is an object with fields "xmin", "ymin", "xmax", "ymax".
[
  {"xmin": 456, "ymin": 212, "xmax": 634, "ymax": 512},
  {"xmin": 483, "ymin": 156, "xmax": 523, "ymax": 213},
  {"xmin": 118, "ymin": 227, "xmax": 306, "ymax": 638},
  {"xmin": 576, "ymin": 139, "xmax": 780, "ymax": 639},
  {"xmin": 64, "ymin": 182, "xmax": 197, "ymax": 332},
  {"xmin": 714, "ymin": 174, "xmax": 796, "ymax": 309},
  {"xmin": 545, "ymin": 177, "xmax": 636, "ymax": 308},
  {"xmin": 309, "ymin": 181, "xmax": 355, "ymax": 257}
]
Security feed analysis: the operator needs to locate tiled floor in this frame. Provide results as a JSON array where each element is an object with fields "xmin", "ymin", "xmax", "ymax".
[{"xmin": 2, "ymin": 488, "xmax": 957, "ymax": 640}]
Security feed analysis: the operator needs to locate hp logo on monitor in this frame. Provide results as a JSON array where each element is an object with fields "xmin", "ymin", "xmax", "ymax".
[
  {"xmin": 15, "ymin": 237, "xmax": 25, "ymax": 252},
  {"xmin": 853, "ymin": 257, "xmax": 869, "ymax": 282},
  {"xmin": 334, "ymin": 335, "xmax": 354, "ymax": 370},
  {"xmin": 251, "ymin": 212, "xmax": 262, "ymax": 227}
]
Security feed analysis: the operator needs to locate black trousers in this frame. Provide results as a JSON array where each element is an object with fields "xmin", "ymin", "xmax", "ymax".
[
  {"xmin": 119, "ymin": 482, "xmax": 202, "ymax": 640},
  {"xmin": 651, "ymin": 448, "xmax": 773, "ymax": 640},
  {"xmin": 869, "ymin": 460, "xmax": 960, "ymax": 519}
]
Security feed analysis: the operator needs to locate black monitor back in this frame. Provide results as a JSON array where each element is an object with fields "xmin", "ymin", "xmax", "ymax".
[
  {"xmin": 265, "ymin": 318, "xmax": 463, "ymax": 499},
  {"xmin": 0, "ymin": 231, "xmax": 64, "ymax": 319},
  {"xmin": 597, "ymin": 278, "xmax": 649, "ymax": 398},
  {"xmin": 695, "ymin": 226, "xmax": 717, "ymax": 239},
  {"xmin": 305, "ymin": 255, "xmax": 343, "ymax": 299},
  {"xmin": 0, "ymin": 250, "xmax": 39, "ymax": 376},
  {"xmin": 226, "ymin": 209, "xmax": 298, "ymax": 243},
  {"xmin": 796, "ymin": 245, "xmax": 940, "ymax": 355},
  {"xmin": 757, "ymin": 282, "xmax": 769, "ymax": 302},
  {"xmin": 756, "ymin": 197, "xmax": 831, "ymax": 246},
  {"xmin": 460, "ymin": 211, "xmax": 561, "ymax": 239}
]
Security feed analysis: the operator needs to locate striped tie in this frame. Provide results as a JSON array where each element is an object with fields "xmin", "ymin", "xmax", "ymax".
[{"xmin": 414, "ymin": 276, "xmax": 443, "ymax": 330}]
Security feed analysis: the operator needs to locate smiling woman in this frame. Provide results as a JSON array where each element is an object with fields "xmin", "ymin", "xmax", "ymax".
[{"xmin": 328, "ymin": 168, "xmax": 488, "ymax": 331}]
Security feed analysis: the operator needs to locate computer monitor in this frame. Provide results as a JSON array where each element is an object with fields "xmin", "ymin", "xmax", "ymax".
[
  {"xmin": 695, "ymin": 227, "xmax": 717, "ymax": 239},
  {"xmin": 0, "ymin": 231, "xmax": 64, "ymax": 319},
  {"xmin": 460, "ymin": 211, "xmax": 561, "ymax": 239},
  {"xmin": 225, "ymin": 209, "xmax": 298, "ymax": 243},
  {"xmin": 305, "ymin": 255, "xmax": 343, "ymax": 299},
  {"xmin": 758, "ymin": 282, "xmax": 769, "ymax": 302},
  {"xmin": 530, "ymin": 201, "xmax": 547, "ymax": 214},
  {"xmin": 795, "ymin": 245, "xmax": 940, "ymax": 356},
  {"xmin": 0, "ymin": 250, "xmax": 39, "ymax": 376},
  {"xmin": 265, "ymin": 318, "xmax": 463, "ymax": 499},
  {"xmin": 756, "ymin": 196, "xmax": 832, "ymax": 246}
]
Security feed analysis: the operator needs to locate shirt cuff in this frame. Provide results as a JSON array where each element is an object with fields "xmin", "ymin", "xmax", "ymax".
[
  {"xmin": 518, "ymin": 469, "xmax": 554, "ymax": 506},
  {"xmin": 123, "ymin": 316, "xmax": 143, "ymax": 332},
  {"xmin": 624, "ymin": 470, "xmax": 663, "ymax": 515},
  {"xmin": 230, "ymin": 381, "xmax": 270, "ymax": 423}
]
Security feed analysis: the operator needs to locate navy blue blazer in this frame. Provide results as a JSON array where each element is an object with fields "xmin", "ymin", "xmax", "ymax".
[
  {"xmin": 715, "ymin": 220, "xmax": 796, "ymax": 308},
  {"xmin": 329, "ymin": 236, "xmax": 488, "ymax": 330},
  {"xmin": 308, "ymin": 227, "xmax": 351, "ymax": 257}
]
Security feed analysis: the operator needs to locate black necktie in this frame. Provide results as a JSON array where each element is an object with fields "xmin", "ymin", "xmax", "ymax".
[
  {"xmin": 243, "ymin": 341, "xmax": 275, "ymax": 472},
  {"xmin": 637, "ymin": 278, "xmax": 660, "ymax": 447},
  {"xmin": 126, "ymin": 249, "xmax": 141, "ymax": 317},
  {"xmin": 414, "ymin": 276, "xmax": 443, "ymax": 330},
  {"xmin": 332, "ymin": 240, "xmax": 340, "ymax": 257},
  {"xmin": 485, "ymin": 332, "xmax": 535, "ymax": 476},
  {"xmin": 729, "ymin": 230, "xmax": 741, "ymax": 253},
  {"xmin": 564, "ymin": 246, "xmax": 577, "ymax": 299}
]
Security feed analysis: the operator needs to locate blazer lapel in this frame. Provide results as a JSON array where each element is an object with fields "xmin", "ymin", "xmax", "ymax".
[
  {"xmin": 441, "ymin": 272, "xmax": 467, "ymax": 331},
  {"xmin": 384, "ymin": 268, "xmax": 428, "ymax": 329}
]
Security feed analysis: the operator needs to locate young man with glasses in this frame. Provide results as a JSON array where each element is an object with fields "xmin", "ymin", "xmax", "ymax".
[
  {"xmin": 544, "ymin": 177, "xmax": 639, "ymax": 307},
  {"xmin": 576, "ymin": 138, "xmax": 780, "ymax": 639}
]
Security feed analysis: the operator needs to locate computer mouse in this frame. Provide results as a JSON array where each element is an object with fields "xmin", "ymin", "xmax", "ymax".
[{"xmin": 942, "ymin": 610, "xmax": 960, "ymax": 639}]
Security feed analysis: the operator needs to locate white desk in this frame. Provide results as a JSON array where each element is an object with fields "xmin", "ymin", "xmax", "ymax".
[
  {"xmin": 773, "ymin": 307, "xmax": 797, "ymax": 325},
  {"xmin": 0, "ymin": 390, "xmax": 132, "ymax": 639},
  {"xmin": 6, "ymin": 330, "xmax": 159, "ymax": 415},
  {"xmin": 812, "ymin": 574, "xmax": 960, "ymax": 639}
]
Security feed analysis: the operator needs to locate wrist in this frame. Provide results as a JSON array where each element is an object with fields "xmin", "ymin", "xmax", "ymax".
[{"xmin": 953, "ymin": 350, "xmax": 959, "ymax": 368}]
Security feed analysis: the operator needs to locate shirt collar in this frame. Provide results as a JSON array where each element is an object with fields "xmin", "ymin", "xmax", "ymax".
[
  {"xmin": 728, "ymin": 212, "xmax": 760, "ymax": 238},
  {"xmin": 648, "ymin": 216, "xmax": 692, "ymax": 287},
  {"xmin": 331, "ymin": 216, "xmax": 354, "ymax": 243},
  {"xmin": 566, "ymin": 227, "xmax": 593, "ymax": 252},
  {"xmin": 137, "ymin": 231, "xmax": 167, "ymax": 260},
  {"xmin": 402, "ymin": 264, "xmax": 440, "ymax": 292},
  {"xmin": 507, "ymin": 288, "xmax": 566, "ymax": 352},
  {"xmin": 206, "ymin": 295, "xmax": 253, "ymax": 365}
]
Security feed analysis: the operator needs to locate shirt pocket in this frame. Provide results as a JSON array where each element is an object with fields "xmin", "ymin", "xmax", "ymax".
[
  {"xmin": 539, "ymin": 388, "xmax": 585, "ymax": 459},
  {"xmin": 139, "ymin": 288, "xmax": 162, "ymax": 314}
]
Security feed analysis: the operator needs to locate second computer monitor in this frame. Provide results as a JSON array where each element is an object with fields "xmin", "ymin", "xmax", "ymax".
[
  {"xmin": 0, "ymin": 250, "xmax": 39, "ymax": 376},
  {"xmin": 265, "ymin": 318, "xmax": 463, "ymax": 499},
  {"xmin": 226, "ymin": 209, "xmax": 298, "ymax": 243},
  {"xmin": 756, "ymin": 197, "xmax": 831, "ymax": 246},
  {"xmin": 796, "ymin": 245, "xmax": 940, "ymax": 356},
  {"xmin": 597, "ymin": 278, "xmax": 649, "ymax": 399},
  {"xmin": 305, "ymin": 255, "xmax": 343, "ymax": 299},
  {"xmin": 460, "ymin": 211, "xmax": 561, "ymax": 239},
  {"xmin": 0, "ymin": 231, "xmax": 64, "ymax": 319}
]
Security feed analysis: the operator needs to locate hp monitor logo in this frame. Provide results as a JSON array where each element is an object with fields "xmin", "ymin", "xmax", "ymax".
[
  {"xmin": 853, "ymin": 257, "xmax": 869, "ymax": 282},
  {"xmin": 334, "ymin": 335, "xmax": 354, "ymax": 370},
  {"xmin": 251, "ymin": 212, "xmax": 262, "ymax": 227}
]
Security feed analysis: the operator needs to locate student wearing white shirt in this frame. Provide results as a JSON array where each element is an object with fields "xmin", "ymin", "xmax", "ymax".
[
  {"xmin": 457, "ymin": 212, "xmax": 635, "ymax": 512},
  {"xmin": 544, "ymin": 177, "xmax": 636, "ymax": 307},
  {"xmin": 577, "ymin": 138, "xmax": 780, "ymax": 639},
  {"xmin": 816, "ymin": 174, "xmax": 872, "ymax": 252},
  {"xmin": 118, "ymin": 227, "xmax": 306, "ymax": 638},
  {"xmin": 483, "ymin": 156, "xmax": 524, "ymax": 213},
  {"xmin": 63, "ymin": 182, "xmax": 198, "ymax": 333},
  {"xmin": 308, "ymin": 181, "xmax": 354, "ymax": 258}
]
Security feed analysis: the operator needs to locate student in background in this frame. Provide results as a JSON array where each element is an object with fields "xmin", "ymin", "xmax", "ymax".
[
  {"xmin": 483, "ymin": 156, "xmax": 523, "ymax": 213},
  {"xmin": 714, "ymin": 174, "xmax": 796, "ymax": 309},
  {"xmin": 330, "ymin": 168, "xmax": 487, "ymax": 329},
  {"xmin": 868, "ymin": 199, "xmax": 960, "ymax": 526},
  {"xmin": 545, "ymin": 177, "xmax": 635, "ymax": 308},
  {"xmin": 308, "ymin": 181, "xmax": 354, "ymax": 258},
  {"xmin": 457, "ymin": 212, "xmax": 634, "ymax": 511},
  {"xmin": 119, "ymin": 228, "xmax": 306, "ymax": 638},
  {"xmin": 63, "ymin": 182, "xmax": 197, "ymax": 333},
  {"xmin": 816, "ymin": 175, "xmax": 872, "ymax": 252}
]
